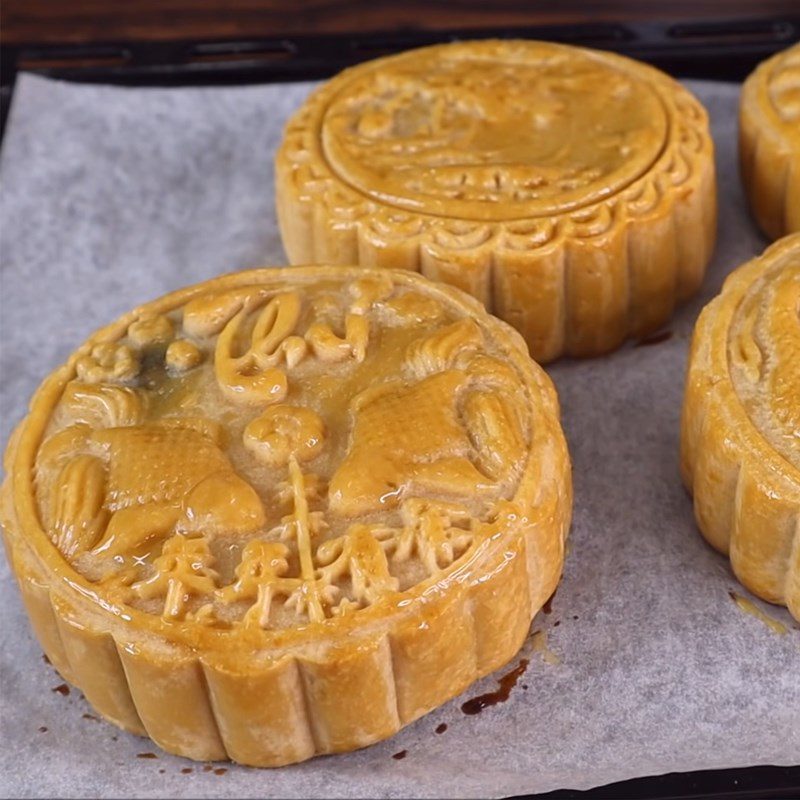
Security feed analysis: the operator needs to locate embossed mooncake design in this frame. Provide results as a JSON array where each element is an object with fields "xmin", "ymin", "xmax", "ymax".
[
  {"xmin": 681, "ymin": 234, "xmax": 800, "ymax": 621},
  {"xmin": 740, "ymin": 43, "xmax": 800, "ymax": 240},
  {"xmin": 1, "ymin": 266, "xmax": 572, "ymax": 766},
  {"xmin": 276, "ymin": 40, "xmax": 717, "ymax": 362}
]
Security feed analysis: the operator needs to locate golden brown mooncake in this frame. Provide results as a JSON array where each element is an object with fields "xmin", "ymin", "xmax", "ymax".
[
  {"xmin": 740, "ymin": 43, "xmax": 800, "ymax": 240},
  {"xmin": 0, "ymin": 266, "xmax": 572, "ymax": 766},
  {"xmin": 276, "ymin": 39, "xmax": 717, "ymax": 363},
  {"xmin": 681, "ymin": 234, "xmax": 800, "ymax": 621}
]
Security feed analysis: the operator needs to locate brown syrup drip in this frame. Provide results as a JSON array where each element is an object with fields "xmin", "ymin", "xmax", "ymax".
[
  {"xmin": 137, "ymin": 752, "xmax": 158, "ymax": 759},
  {"xmin": 435, "ymin": 723, "xmax": 448, "ymax": 734},
  {"xmin": 159, "ymin": 769, "xmax": 166, "ymax": 775},
  {"xmin": 214, "ymin": 768, "xmax": 228, "ymax": 776},
  {"xmin": 461, "ymin": 659, "xmax": 529, "ymax": 715},
  {"xmin": 542, "ymin": 590, "xmax": 556, "ymax": 614},
  {"xmin": 82, "ymin": 713, "xmax": 100, "ymax": 722},
  {"xmin": 181, "ymin": 768, "xmax": 193, "ymax": 775},
  {"xmin": 553, "ymin": 620, "xmax": 561, "ymax": 627},
  {"xmin": 392, "ymin": 750, "xmax": 407, "ymax": 760},
  {"xmin": 38, "ymin": 726, "xmax": 48, "ymax": 733},
  {"xmin": 52, "ymin": 683, "xmax": 70, "ymax": 696},
  {"xmin": 42, "ymin": 654, "xmax": 51, "ymax": 666},
  {"xmin": 635, "ymin": 330, "xmax": 673, "ymax": 347}
]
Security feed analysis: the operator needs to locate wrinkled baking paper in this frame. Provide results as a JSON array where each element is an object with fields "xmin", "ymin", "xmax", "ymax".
[{"xmin": 0, "ymin": 74, "xmax": 797, "ymax": 800}]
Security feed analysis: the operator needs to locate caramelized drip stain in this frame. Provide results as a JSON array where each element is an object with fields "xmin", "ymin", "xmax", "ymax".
[
  {"xmin": 461, "ymin": 659, "xmax": 529, "ymax": 715},
  {"xmin": 82, "ymin": 713, "xmax": 100, "ymax": 722},
  {"xmin": 435, "ymin": 723, "xmax": 448, "ymax": 734},
  {"xmin": 531, "ymin": 629, "xmax": 561, "ymax": 665},
  {"xmin": 542, "ymin": 590, "xmax": 556, "ymax": 614},
  {"xmin": 392, "ymin": 750, "xmax": 407, "ymax": 760},
  {"xmin": 52, "ymin": 683, "xmax": 70, "ymax": 696},
  {"xmin": 635, "ymin": 330, "xmax": 673, "ymax": 347},
  {"xmin": 41, "ymin": 654, "xmax": 51, "ymax": 666},
  {"xmin": 728, "ymin": 590, "xmax": 788, "ymax": 635},
  {"xmin": 181, "ymin": 768, "xmax": 193, "ymax": 774},
  {"xmin": 137, "ymin": 752, "xmax": 158, "ymax": 759},
  {"xmin": 38, "ymin": 726, "xmax": 48, "ymax": 733},
  {"xmin": 214, "ymin": 768, "xmax": 228, "ymax": 776}
]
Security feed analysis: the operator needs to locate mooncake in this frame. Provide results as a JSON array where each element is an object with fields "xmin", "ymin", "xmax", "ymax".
[
  {"xmin": 1, "ymin": 266, "xmax": 572, "ymax": 766},
  {"xmin": 740, "ymin": 43, "xmax": 800, "ymax": 240},
  {"xmin": 276, "ymin": 40, "xmax": 717, "ymax": 362},
  {"xmin": 681, "ymin": 234, "xmax": 800, "ymax": 621}
]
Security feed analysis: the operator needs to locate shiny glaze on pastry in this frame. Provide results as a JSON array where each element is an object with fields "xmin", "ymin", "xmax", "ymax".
[
  {"xmin": 681, "ymin": 234, "xmax": 800, "ymax": 621},
  {"xmin": 276, "ymin": 40, "xmax": 717, "ymax": 362},
  {"xmin": 1, "ymin": 266, "xmax": 572, "ymax": 766},
  {"xmin": 740, "ymin": 43, "xmax": 800, "ymax": 239}
]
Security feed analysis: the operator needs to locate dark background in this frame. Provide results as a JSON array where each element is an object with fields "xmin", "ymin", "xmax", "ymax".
[{"xmin": 2, "ymin": 0, "xmax": 799, "ymax": 44}]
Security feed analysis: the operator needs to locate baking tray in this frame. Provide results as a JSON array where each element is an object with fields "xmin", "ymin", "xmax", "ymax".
[
  {"xmin": 0, "ymin": 15, "xmax": 799, "ymax": 800},
  {"xmin": 2, "ymin": 15, "xmax": 800, "ymax": 142}
]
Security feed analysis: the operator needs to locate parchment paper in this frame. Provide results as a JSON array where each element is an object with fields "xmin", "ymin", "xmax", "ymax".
[{"xmin": 0, "ymin": 73, "xmax": 798, "ymax": 800}]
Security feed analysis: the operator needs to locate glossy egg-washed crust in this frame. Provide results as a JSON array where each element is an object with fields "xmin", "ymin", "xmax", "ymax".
[
  {"xmin": 681, "ymin": 234, "xmax": 800, "ymax": 621},
  {"xmin": 740, "ymin": 43, "xmax": 800, "ymax": 240},
  {"xmin": 276, "ymin": 40, "xmax": 717, "ymax": 363},
  {"xmin": 1, "ymin": 266, "xmax": 572, "ymax": 766}
]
